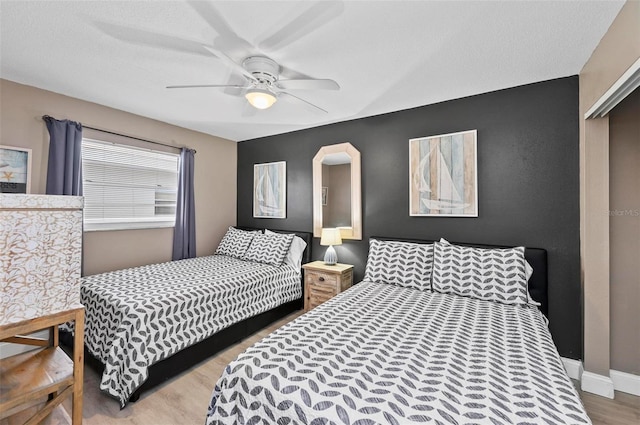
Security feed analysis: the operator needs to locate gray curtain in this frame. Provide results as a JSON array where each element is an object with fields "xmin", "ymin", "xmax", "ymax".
[
  {"xmin": 172, "ymin": 148, "xmax": 196, "ymax": 260},
  {"xmin": 43, "ymin": 115, "xmax": 83, "ymax": 195}
]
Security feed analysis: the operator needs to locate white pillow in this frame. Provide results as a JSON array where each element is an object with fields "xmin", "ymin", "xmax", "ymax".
[
  {"xmin": 243, "ymin": 232, "xmax": 294, "ymax": 266},
  {"xmin": 439, "ymin": 238, "xmax": 539, "ymax": 306},
  {"xmin": 524, "ymin": 260, "xmax": 534, "ymax": 282},
  {"xmin": 364, "ymin": 239, "xmax": 434, "ymax": 291},
  {"xmin": 441, "ymin": 238, "xmax": 534, "ymax": 280},
  {"xmin": 265, "ymin": 229, "xmax": 307, "ymax": 270},
  {"xmin": 432, "ymin": 242, "xmax": 529, "ymax": 305},
  {"xmin": 215, "ymin": 227, "xmax": 258, "ymax": 258}
]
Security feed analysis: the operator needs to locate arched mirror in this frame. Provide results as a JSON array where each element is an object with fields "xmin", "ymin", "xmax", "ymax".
[{"xmin": 313, "ymin": 142, "xmax": 362, "ymax": 240}]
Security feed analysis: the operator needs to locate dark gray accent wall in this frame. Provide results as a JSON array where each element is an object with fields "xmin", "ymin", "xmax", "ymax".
[{"xmin": 237, "ymin": 77, "xmax": 581, "ymax": 359}]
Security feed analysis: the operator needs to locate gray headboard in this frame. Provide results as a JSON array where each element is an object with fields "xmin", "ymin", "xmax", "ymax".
[{"xmin": 371, "ymin": 236, "xmax": 548, "ymax": 317}]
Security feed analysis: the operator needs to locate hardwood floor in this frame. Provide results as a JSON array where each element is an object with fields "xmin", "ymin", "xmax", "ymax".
[
  {"xmin": 578, "ymin": 386, "xmax": 640, "ymax": 425},
  {"xmin": 5, "ymin": 311, "xmax": 638, "ymax": 425}
]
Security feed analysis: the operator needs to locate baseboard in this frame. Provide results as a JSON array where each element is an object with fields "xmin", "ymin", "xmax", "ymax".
[
  {"xmin": 556, "ymin": 358, "xmax": 638, "ymax": 397},
  {"xmin": 581, "ymin": 371, "xmax": 615, "ymax": 398},
  {"xmin": 561, "ymin": 357, "xmax": 584, "ymax": 380},
  {"xmin": 610, "ymin": 369, "xmax": 640, "ymax": 396}
]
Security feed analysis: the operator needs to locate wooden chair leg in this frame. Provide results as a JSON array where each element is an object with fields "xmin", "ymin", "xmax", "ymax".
[
  {"xmin": 72, "ymin": 309, "xmax": 85, "ymax": 425},
  {"xmin": 51, "ymin": 324, "xmax": 59, "ymax": 347}
]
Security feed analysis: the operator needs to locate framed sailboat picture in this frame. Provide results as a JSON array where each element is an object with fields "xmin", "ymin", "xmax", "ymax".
[
  {"xmin": 253, "ymin": 161, "xmax": 286, "ymax": 218},
  {"xmin": 409, "ymin": 130, "xmax": 478, "ymax": 217}
]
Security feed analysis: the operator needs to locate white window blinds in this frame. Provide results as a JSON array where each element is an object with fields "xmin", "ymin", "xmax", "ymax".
[{"xmin": 82, "ymin": 138, "xmax": 179, "ymax": 231}]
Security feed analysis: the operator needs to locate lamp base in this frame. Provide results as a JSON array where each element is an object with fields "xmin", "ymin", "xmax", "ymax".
[{"xmin": 324, "ymin": 245, "xmax": 337, "ymax": 265}]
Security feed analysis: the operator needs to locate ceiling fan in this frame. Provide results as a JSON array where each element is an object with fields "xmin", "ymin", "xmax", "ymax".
[
  {"xmin": 166, "ymin": 49, "xmax": 340, "ymax": 113},
  {"xmin": 93, "ymin": 1, "xmax": 344, "ymax": 114}
]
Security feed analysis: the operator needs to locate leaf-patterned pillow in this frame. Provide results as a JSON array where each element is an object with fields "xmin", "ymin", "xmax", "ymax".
[
  {"xmin": 431, "ymin": 242, "xmax": 529, "ymax": 305},
  {"xmin": 214, "ymin": 227, "xmax": 259, "ymax": 259},
  {"xmin": 243, "ymin": 232, "xmax": 294, "ymax": 266},
  {"xmin": 364, "ymin": 239, "xmax": 434, "ymax": 291}
]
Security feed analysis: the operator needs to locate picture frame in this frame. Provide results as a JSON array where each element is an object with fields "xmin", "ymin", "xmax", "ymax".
[
  {"xmin": 322, "ymin": 186, "xmax": 328, "ymax": 206},
  {"xmin": 409, "ymin": 129, "xmax": 478, "ymax": 217},
  {"xmin": 0, "ymin": 145, "xmax": 32, "ymax": 194},
  {"xmin": 253, "ymin": 161, "xmax": 286, "ymax": 218}
]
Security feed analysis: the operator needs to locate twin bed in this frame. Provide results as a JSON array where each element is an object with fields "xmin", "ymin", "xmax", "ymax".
[{"xmin": 73, "ymin": 228, "xmax": 590, "ymax": 423}]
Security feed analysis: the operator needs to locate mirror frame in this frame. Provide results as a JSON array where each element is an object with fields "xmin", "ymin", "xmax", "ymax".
[{"xmin": 313, "ymin": 142, "xmax": 362, "ymax": 240}]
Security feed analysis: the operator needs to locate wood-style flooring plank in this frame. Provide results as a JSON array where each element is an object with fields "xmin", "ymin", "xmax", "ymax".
[{"xmin": 578, "ymin": 386, "xmax": 640, "ymax": 425}]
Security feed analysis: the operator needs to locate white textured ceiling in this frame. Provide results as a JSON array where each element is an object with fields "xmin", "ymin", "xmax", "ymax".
[{"xmin": 0, "ymin": 1, "xmax": 625, "ymax": 142}]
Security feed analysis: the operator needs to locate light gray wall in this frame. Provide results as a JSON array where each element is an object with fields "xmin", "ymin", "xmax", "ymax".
[{"xmin": 0, "ymin": 79, "xmax": 237, "ymax": 275}]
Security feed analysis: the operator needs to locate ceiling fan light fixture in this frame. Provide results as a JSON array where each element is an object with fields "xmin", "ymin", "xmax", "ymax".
[{"xmin": 245, "ymin": 88, "xmax": 277, "ymax": 109}]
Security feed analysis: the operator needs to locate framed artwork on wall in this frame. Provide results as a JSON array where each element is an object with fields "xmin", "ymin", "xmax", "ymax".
[
  {"xmin": 0, "ymin": 145, "xmax": 32, "ymax": 194},
  {"xmin": 253, "ymin": 161, "xmax": 286, "ymax": 218},
  {"xmin": 322, "ymin": 186, "xmax": 328, "ymax": 206},
  {"xmin": 409, "ymin": 129, "xmax": 478, "ymax": 217}
]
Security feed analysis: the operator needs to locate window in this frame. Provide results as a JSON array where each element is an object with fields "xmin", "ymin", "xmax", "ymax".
[{"xmin": 82, "ymin": 138, "xmax": 179, "ymax": 231}]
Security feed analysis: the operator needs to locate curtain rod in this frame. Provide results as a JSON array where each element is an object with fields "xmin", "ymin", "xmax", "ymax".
[{"xmin": 41, "ymin": 115, "xmax": 196, "ymax": 153}]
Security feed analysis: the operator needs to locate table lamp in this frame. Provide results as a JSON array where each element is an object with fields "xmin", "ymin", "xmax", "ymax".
[{"xmin": 320, "ymin": 228, "xmax": 342, "ymax": 265}]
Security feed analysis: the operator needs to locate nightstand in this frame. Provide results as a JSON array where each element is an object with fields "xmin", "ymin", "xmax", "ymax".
[{"xmin": 302, "ymin": 261, "xmax": 354, "ymax": 312}]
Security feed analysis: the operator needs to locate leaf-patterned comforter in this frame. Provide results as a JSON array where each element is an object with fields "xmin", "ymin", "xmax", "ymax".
[
  {"xmin": 206, "ymin": 281, "xmax": 590, "ymax": 424},
  {"xmin": 79, "ymin": 255, "xmax": 301, "ymax": 407}
]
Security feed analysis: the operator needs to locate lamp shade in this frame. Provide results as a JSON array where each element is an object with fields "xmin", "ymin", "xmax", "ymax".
[
  {"xmin": 245, "ymin": 88, "xmax": 277, "ymax": 109},
  {"xmin": 320, "ymin": 228, "xmax": 342, "ymax": 246}
]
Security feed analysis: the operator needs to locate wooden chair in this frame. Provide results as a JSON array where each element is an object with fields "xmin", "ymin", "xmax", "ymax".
[{"xmin": 0, "ymin": 307, "xmax": 84, "ymax": 425}]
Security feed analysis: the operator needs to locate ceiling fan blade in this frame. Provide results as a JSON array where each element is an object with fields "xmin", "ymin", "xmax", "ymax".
[
  {"xmin": 278, "ymin": 91, "xmax": 328, "ymax": 114},
  {"xmin": 202, "ymin": 45, "xmax": 256, "ymax": 82},
  {"xmin": 93, "ymin": 21, "xmax": 207, "ymax": 57},
  {"xmin": 187, "ymin": 0, "xmax": 253, "ymax": 53},
  {"xmin": 166, "ymin": 84, "xmax": 248, "ymax": 89},
  {"xmin": 276, "ymin": 79, "xmax": 340, "ymax": 91},
  {"xmin": 258, "ymin": 1, "xmax": 344, "ymax": 52}
]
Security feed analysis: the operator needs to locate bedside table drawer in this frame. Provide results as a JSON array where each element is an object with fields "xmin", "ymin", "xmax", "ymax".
[
  {"xmin": 308, "ymin": 282, "xmax": 337, "ymax": 297},
  {"xmin": 308, "ymin": 292, "xmax": 335, "ymax": 308},
  {"xmin": 306, "ymin": 270, "xmax": 337, "ymax": 286}
]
